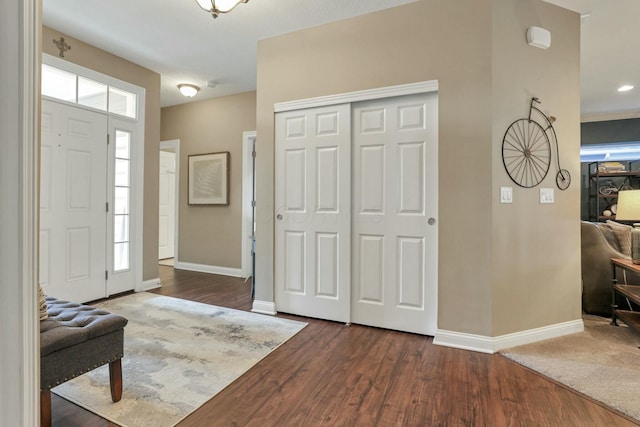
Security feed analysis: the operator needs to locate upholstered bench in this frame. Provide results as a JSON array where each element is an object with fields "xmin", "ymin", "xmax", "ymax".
[{"xmin": 40, "ymin": 296, "xmax": 128, "ymax": 427}]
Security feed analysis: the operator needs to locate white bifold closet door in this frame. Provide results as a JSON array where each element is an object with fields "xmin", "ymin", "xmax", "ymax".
[
  {"xmin": 351, "ymin": 93, "xmax": 438, "ymax": 335},
  {"xmin": 275, "ymin": 104, "xmax": 352, "ymax": 323}
]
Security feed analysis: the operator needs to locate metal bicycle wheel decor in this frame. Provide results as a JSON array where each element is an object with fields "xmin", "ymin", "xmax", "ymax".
[
  {"xmin": 502, "ymin": 118, "xmax": 551, "ymax": 188},
  {"xmin": 501, "ymin": 97, "xmax": 571, "ymax": 190}
]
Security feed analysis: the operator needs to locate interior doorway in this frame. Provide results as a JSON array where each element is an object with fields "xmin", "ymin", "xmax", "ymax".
[{"xmin": 159, "ymin": 139, "xmax": 180, "ymax": 266}]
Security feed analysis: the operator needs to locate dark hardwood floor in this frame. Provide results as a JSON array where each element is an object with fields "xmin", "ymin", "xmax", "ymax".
[{"xmin": 51, "ymin": 266, "xmax": 639, "ymax": 426}]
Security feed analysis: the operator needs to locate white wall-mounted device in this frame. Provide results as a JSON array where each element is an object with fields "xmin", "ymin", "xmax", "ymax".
[
  {"xmin": 540, "ymin": 188, "xmax": 554, "ymax": 204},
  {"xmin": 500, "ymin": 186, "xmax": 513, "ymax": 204},
  {"xmin": 527, "ymin": 26, "xmax": 551, "ymax": 49}
]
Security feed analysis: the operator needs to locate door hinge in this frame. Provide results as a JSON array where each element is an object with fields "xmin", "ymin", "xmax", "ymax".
[
  {"xmin": 105, "ymin": 270, "xmax": 109, "ymax": 280},
  {"xmin": 107, "ymin": 134, "xmax": 110, "ymax": 145},
  {"xmin": 252, "ymin": 150, "xmax": 256, "ymax": 158},
  {"xmin": 251, "ymin": 200, "xmax": 256, "ymax": 207},
  {"xmin": 106, "ymin": 202, "xmax": 109, "ymax": 212}
]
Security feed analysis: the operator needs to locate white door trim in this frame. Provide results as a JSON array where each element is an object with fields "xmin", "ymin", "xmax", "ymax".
[
  {"xmin": 274, "ymin": 80, "xmax": 439, "ymax": 113},
  {"xmin": 241, "ymin": 131, "xmax": 256, "ymax": 278},
  {"xmin": 160, "ymin": 139, "xmax": 180, "ymax": 263},
  {"xmin": 3, "ymin": 0, "xmax": 40, "ymax": 423},
  {"xmin": 22, "ymin": 5, "xmax": 40, "ymax": 424}
]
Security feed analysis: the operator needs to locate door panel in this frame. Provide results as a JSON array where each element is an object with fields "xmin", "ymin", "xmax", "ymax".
[
  {"xmin": 284, "ymin": 149, "xmax": 306, "ymax": 211},
  {"xmin": 359, "ymin": 234, "xmax": 384, "ymax": 302},
  {"xmin": 40, "ymin": 100, "xmax": 108, "ymax": 303},
  {"xmin": 399, "ymin": 142, "xmax": 425, "ymax": 213},
  {"xmin": 284, "ymin": 231, "xmax": 305, "ymax": 293},
  {"xmin": 67, "ymin": 227, "xmax": 91, "ymax": 280},
  {"xmin": 360, "ymin": 145, "xmax": 385, "ymax": 213},
  {"xmin": 397, "ymin": 236, "xmax": 424, "ymax": 307},
  {"xmin": 352, "ymin": 93, "xmax": 438, "ymax": 335},
  {"xmin": 316, "ymin": 232, "xmax": 338, "ymax": 297},
  {"xmin": 275, "ymin": 104, "xmax": 351, "ymax": 323}
]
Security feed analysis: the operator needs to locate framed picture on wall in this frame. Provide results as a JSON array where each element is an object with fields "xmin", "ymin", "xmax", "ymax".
[{"xmin": 188, "ymin": 151, "xmax": 230, "ymax": 205}]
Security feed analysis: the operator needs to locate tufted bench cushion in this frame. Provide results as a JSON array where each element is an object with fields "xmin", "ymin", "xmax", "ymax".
[{"xmin": 41, "ymin": 297, "xmax": 128, "ymax": 357}]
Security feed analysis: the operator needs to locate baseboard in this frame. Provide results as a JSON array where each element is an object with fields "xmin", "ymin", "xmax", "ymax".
[
  {"xmin": 140, "ymin": 278, "xmax": 161, "ymax": 291},
  {"xmin": 433, "ymin": 330, "xmax": 495, "ymax": 354},
  {"xmin": 173, "ymin": 261, "xmax": 242, "ymax": 278},
  {"xmin": 252, "ymin": 300, "xmax": 276, "ymax": 316},
  {"xmin": 433, "ymin": 319, "xmax": 584, "ymax": 354}
]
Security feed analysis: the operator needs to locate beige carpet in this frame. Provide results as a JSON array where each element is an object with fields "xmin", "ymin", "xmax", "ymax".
[
  {"xmin": 53, "ymin": 292, "xmax": 307, "ymax": 427},
  {"xmin": 500, "ymin": 315, "xmax": 640, "ymax": 421}
]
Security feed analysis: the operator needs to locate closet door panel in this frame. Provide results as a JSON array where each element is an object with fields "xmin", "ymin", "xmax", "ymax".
[
  {"xmin": 352, "ymin": 92, "xmax": 438, "ymax": 335},
  {"xmin": 275, "ymin": 104, "xmax": 351, "ymax": 322}
]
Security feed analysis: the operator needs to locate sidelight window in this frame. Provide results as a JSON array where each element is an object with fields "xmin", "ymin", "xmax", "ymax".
[{"xmin": 113, "ymin": 130, "xmax": 131, "ymax": 272}]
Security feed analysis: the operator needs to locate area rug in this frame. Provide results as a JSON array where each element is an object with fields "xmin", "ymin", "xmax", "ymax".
[
  {"xmin": 53, "ymin": 292, "xmax": 307, "ymax": 427},
  {"xmin": 500, "ymin": 315, "xmax": 640, "ymax": 421}
]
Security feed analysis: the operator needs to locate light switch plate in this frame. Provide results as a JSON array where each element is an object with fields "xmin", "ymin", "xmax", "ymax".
[
  {"xmin": 500, "ymin": 186, "xmax": 513, "ymax": 204},
  {"xmin": 540, "ymin": 188, "xmax": 554, "ymax": 204}
]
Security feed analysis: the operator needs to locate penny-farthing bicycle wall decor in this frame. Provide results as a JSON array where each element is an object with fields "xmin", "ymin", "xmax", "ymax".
[{"xmin": 502, "ymin": 97, "xmax": 571, "ymax": 190}]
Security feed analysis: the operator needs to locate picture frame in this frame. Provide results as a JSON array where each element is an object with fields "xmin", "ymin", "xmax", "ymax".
[{"xmin": 188, "ymin": 151, "xmax": 230, "ymax": 205}]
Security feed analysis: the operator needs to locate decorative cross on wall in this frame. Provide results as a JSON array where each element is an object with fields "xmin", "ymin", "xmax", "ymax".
[{"xmin": 53, "ymin": 37, "xmax": 71, "ymax": 57}]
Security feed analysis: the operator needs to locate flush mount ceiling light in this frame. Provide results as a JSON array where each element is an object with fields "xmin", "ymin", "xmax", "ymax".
[
  {"xmin": 178, "ymin": 84, "xmax": 200, "ymax": 97},
  {"xmin": 618, "ymin": 85, "xmax": 634, "ymax": 92},
  {"xmin": 195, "ymin": 0, "xmax": 249, "ymax": 18}
]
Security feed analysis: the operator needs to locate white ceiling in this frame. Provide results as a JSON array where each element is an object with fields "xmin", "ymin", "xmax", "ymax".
[
  {"xmin": 43, "ymin": 0, "xmax": 640, "ymax": 120},
  {"xmin": 43, "ymin": 0, "xmax": 418, "ymax": 108},
  {"xmin": 544, "ymin": 0, "xmax": 640, "ymax": 120}
]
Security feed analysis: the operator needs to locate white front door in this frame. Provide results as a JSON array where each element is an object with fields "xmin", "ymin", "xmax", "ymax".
[
  {"xmin": 158, "ymin": 150, "xmax": 176, "ymax": 260},
  {"xmin": 275, "ymin": 104, "xmax": 351, "ymax": 322},
  {"xmin": 351, "ymin": 93, "xmax": 438, "ymax": 335},
  {"xmin": 40, "ymin": 100, "xmax": 108, "ymax": 303}
]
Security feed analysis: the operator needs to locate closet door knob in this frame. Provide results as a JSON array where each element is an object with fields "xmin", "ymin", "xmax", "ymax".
[
  {"xmin": 428, "ymin": 217, "xmax": 436, "ymax": 225},
  {"xmin": 276, "ymin": 214, "xmax": 283, "ymax": 221}
]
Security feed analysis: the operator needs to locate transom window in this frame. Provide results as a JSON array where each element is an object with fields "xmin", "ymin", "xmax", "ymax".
[{"xmin": 42, "ymin": 64, "xmax": 137, "ymax": 119}]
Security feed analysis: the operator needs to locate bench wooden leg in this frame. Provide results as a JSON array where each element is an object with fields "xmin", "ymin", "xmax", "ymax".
[
  {"xmin": 41, "ymin": 390, "xmax": 51, "ymax": 427},
  {"xmin": 109, "ymin": 359, "xmax": 123, "ymax": 402}
]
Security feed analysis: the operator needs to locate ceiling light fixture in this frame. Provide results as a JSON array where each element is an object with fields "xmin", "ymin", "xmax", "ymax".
[
  {"xmin": 618, "ymin": 85, "xmax": 634, "ymax": 92},
  {"xmin": 178, "ymin": 84, "xmax": 200, "ymax": 97},
  {"xmin": 195, "ymin": 0, "xmax": 249, "ymax": 18}
]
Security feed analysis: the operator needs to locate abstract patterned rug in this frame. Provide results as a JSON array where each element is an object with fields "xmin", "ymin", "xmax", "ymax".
[
  {"xmin": 53, "ymin": 292, "xmax": 307, "ymax": 427},
  {"xmin": 500, "ymin": 315, "xmax": 640, "ymax": 422}
]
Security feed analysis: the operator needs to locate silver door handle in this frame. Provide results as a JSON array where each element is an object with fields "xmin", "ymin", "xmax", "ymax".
[{"xmin": 428, "ymin": 217, "xmax": 436, "ymax": 225}]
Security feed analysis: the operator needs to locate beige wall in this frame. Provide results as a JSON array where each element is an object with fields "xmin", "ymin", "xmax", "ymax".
[
  {"xmin": 491, "ymin": 2, "xmax": 581, "ymax": 335},
  {"xmin": 161, "ymin": 92, "xmax": 256, "ymax": 268},
  {"xmin": 255, "ymin": 0, "xmax": 580, "ymax": 337},
  {"xmin": 42, "ymin": 26, "xmax": 161, "ymax": 282}
]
